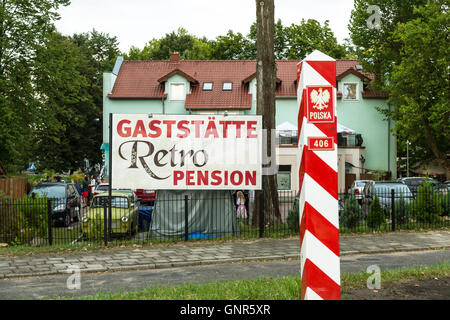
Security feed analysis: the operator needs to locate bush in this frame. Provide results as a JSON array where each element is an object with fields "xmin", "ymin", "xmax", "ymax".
[
  {"xmin": 440, "ymin": 193, "xmax": 450, "ymax": 217},
  {"xmin": 367, "ymin": 195, "xmax": 385, "ymax": 229},
  {"xmin": 0, "ymin": 194, "xmax": 48, "ymax": 245},
  {"xmin": 410, "ymin": 183, "xmax": 442, "ymax": 223},
  {"xmin": 393, "ymin": 197, "xmax": 410, "ymax": 226},
  {"xmin": 340, "ymin": 196, "xmax": 363, "ymax": 229},
  {"xmin": 287, "ymin": 209, "xmax": 299, "ymax": 233}
]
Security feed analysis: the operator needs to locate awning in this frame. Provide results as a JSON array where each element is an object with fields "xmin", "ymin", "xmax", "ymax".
[{"xmin": 276, "ymin": 122, "xmax": 298, "ymax": 137}]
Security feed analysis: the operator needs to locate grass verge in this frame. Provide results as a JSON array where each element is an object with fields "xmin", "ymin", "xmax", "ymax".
[{"xmin": 69, "ymin": 262, "xmax": 450, "ymax": 300}]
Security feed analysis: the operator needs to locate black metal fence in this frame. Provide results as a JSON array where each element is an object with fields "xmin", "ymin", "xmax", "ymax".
[{"xmin": 0, "ymin": 188, "xmax": 448, "ymax": 247}]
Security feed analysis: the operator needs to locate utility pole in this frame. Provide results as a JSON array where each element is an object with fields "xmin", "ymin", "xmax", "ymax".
[
  {"xmin": 406, "ymin": 140, "xmax": 410, "ymax": 177},
  {"xmin": 254, "ymin": 0, "xmax": 281, "ymax": 226}
]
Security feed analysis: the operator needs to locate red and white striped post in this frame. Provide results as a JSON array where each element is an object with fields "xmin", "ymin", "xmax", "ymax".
[{"xmin": 297, "ymin": 50, "xmax": 340, "ymax": 300}]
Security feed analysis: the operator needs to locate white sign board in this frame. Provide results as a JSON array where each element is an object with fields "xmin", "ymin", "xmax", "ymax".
[{"xmin": 111, "ymin": 114, "xmax": 263, "ymax": 190}]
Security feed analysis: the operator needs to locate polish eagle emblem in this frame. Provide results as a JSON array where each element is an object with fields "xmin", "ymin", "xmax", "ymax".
[{"xmin": 310, "ymin": 87, "xmax": 330, "ymax": 110}]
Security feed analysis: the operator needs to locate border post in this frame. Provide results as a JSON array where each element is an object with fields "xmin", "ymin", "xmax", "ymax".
[{"xmin": 297, "ymin": 50, "xmax": 340, "ymax": 300}]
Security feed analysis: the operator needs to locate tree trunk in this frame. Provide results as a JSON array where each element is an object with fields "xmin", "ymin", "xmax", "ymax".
[{"xmin": 252, "ymin": 0, "xmax": 281, "ymax": 227}]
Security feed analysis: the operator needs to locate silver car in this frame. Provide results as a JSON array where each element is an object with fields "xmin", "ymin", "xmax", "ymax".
[
  {"xmin": 362, "ymin": 181, "xmax": 414, "ymax": 213},
  {"xmin": 349, "ymin": 180, "xmax": 373, "ymax": 202}
]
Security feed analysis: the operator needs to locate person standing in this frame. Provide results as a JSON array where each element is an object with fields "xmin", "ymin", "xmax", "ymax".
[
  {"xmin": 81, "ymin": 176, "xmax": 90, "ymax": 207},
  {"xmin": 74, "ymin": 180, "xmax": 82, "ymax": 195},
  {"xmin": 236, "ymin": 191, "xmax": 248, "ymax": 219}
]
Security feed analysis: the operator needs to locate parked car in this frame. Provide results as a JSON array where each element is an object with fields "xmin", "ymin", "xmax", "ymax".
[
  {"xmin": 82, "ymin": 192, "xmax": 139, "ymax": 237},
  {"xmin": 348, "ymin": 180, "xmax": 373, "ymax": 203},
  {"xmin": 28, "ymin": 182, "xmax": 81, "ymax": 227},
  {"xmin": 93, "ymin": 183, "xmax": 109, "ymax": 196},
  {"xmin": 134, "ymin": 189, "xmax": 156, "ymax": 205},
  {"xmin": 397, "ymin": 177, "xmax": 446, "ymax": 196},
  {"xmin": 362, "ymin": 181, "xmax": 414, "ymax": 214}
]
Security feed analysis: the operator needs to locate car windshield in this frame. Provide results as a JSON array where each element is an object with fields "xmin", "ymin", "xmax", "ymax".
[
  {"xmin": 404, "ymin": 179, "xmax": 423, "ymax": 186},
  {"xmin": 92, "ymin": 196, "xmax": 129, "ymax": 208},
  {"xmin": 30, "ymin": 185, "xmax": 65, "ymax": 198},
  {"xmin": 355, "ymin": 181, "xmax": 367, "ymax": 187},
  {"xmin": 96, "ymin": 185, "xmax": 109, "ymax": 191},
  {"xmin": 113, "ymin": 189, "xmax": 133, "ymax": 195},
  {"xmin": 375, "ymin": 184, "xmax": 413, "ymax": 197}
]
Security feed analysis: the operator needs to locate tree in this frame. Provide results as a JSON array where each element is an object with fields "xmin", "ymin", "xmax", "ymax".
[
  {"xmin": 387, "ymin": 1, "xmax": 449, "ymax": 179},
  {"xmin": 367, "ymin": 195, "xmax": 385, "ymax": 229},
  {"xmin": 284, "ymin": 19, "xmax": 347, "ymax": 60},
  {"xmin": 254, "ymin": 0, "xmax": 281, "ymax": 226},
  {"xmin": 0, "ymin": 0, "xmax": 69, "ymax": 172},
  {"xmin": 32, "ymin": 32, "xmax": 95, "ymax": 172},
  {"xmin": 348, "ymin": 0, "xmax": 428, "ymax": 90},
  {"xmin": 32, "ymin": 30, "xmax": 121, "ymax": 172},
  {"xmin": 210, "ymin": 30, "xmax": 253, "ymax": 60}
]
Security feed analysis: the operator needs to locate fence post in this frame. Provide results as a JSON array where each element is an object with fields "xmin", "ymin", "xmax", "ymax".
[
  {"xmin": 391, "ymin": 189, "xmax": 396, "ymax": 232},
  {"xmin": 103, "ymin": 204, "xmax": 108, "ymax": 246},
  {"xmin": 184, "ymin": 195, "xmax": 189, "ymax": 241},
  {"xmin": 259, "ymin": 190, "xmax": 264, "ymax": 238},
  {"xmin": 47, "ymin": 199, "xmax": 53, "ymax": 246}
]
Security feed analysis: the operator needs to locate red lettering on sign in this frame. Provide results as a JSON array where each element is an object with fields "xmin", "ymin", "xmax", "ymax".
[
  {"xmin": 117, "ymin": 120, "xmax": 131, "ymax": 137},
  {"xmin": 308, "ymin": 137, "xmax": 335, "ymax": 151}
]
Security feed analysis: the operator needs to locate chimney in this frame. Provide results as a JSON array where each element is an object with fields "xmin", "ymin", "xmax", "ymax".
[{"xmin": 170, "ymin": 52, "xmax": 180, "ymax": 63}]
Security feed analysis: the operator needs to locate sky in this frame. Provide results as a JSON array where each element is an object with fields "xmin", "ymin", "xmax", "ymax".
[{"xmin": 55, "ymin": 0, "xmax": 356, "ymax": 53}]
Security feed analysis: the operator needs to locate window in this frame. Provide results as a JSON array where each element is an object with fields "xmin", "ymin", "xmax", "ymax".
[
  {"xmin": 222, "ymin": 82, "xmax": 232, "ymax": 91},
  {"xmin": 343, "ymin": 82, "xmax": 359, "ymax": 101},
  {"xmin": 203, "ymin": 82, "xmax": 213, "ymax": 91},
  {"xmin": 170, "ymin": 83, "xmax": 186, "ymax": 101},
  {"xmin": 277, "ymin": 165, "xmax": 291, "ymax": 190}
]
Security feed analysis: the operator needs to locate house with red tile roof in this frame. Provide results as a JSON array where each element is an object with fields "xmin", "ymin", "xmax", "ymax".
[{"xmin": 101, "ymin": 53, "xmax": 396, "ymax": 192}]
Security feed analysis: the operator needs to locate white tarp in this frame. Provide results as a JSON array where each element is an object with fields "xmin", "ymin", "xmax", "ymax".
[
  {"xmin": 337, "ymin": 123, "xmax": 356, "ymax": 134},
  {"xmin": 149, "ymin": 190, "xmax": 239, "ymax": 238},
  {"xmin": 276, "ymin": 121, "xmax": 298, "ymax": 137},
  {"xmin": 111, "ymin": 114, "xmax": 263, "ymax": 190}
]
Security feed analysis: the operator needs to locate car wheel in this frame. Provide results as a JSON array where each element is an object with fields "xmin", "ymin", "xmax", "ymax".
[{"xmin": 64, "ymin": 213, "xmax": 71, "ymax": 227}]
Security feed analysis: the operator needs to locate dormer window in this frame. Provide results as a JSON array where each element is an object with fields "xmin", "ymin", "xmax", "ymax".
[
  {"xmin": 170, "ymin": 83, "xmax": 186, "ymax": 101},
  {"xmin": 343, "ymin": 82, "xmax": 359, "ymax": 101},
  {"xmin": 222, "ymin": 82, "xmax": 232, "ymax": 91},
  {"xmin": 203, "ymin": 82, "xmax": 213, "ymax": 91}
]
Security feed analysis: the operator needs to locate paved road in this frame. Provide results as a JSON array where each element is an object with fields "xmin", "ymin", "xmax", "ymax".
[{"xmin": 1, "ymin": 249, "xmax": 448, "ymax": 300}]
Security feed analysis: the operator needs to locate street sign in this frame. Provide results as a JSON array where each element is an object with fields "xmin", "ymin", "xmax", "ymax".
[{"xmin": 110, "ymin": 114, "xmax": 263, "ymax": 190}]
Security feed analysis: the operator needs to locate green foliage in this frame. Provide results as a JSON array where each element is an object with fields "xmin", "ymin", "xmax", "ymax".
[
  {"xmin": 341, "ymin": 196, "xmax": 363, "ymax": 229},
  {"xmin": 287, "ymin": 207, "xmax": 299, "ymax": 233},
  {"xmin": 126, "ymin": 19, "xmax": 349, "ymax": 61},
  {"xmin": 410, "ymin": 183, "xmax": 442, "ymax": 223},
  {"xmin": 393, "ymin": 197, "xmax": 410, "ymax": 225},
  {"xmin": 32, "ymin": 30, "xmax": 120, "ymax": 173},
  {"xmin": 283, "ymin": 19, "xmax": 347, "ymax": 60},
  {"xmin": 0, "ymin": 0, "xmax": 70, "ymax": 171},
  {"xmin": 349, "ymin": 0, "xmax": 449, "ymax": 174},
  {"xmin": 0, "ymin": 195, "xmax": 48, "ymax": 245},
  {"xmin": 367, "ymin": 195, "xmax": 385, "ymax": 229},
  {"xmin": 440, "ymin": 193, "xmax": 450, "ymax": 217}
]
